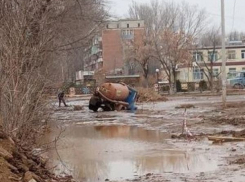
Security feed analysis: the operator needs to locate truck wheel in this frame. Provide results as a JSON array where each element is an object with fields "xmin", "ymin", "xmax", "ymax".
[
  {"xmin": 89, "ymin": 104, "xmax": 99, "ymax": 112},
  {"xmin": 102, "ymin": 103, "xmax": 115, "ymax": 111},
  {"xmin": 89, "ymin": 96, "xmax": 101, "ymax": 112}
]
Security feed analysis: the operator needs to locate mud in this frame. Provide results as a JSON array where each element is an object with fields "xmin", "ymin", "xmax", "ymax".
[
  {"xmin": 44, "ymin": 125, "xmax": 217, "ymax": 182},
  {"xmin": 230, "ymin": 156, "xmax": 245, "ymax": 165},
  {"xmin": 46, "ymin": 95, "xmax": 245, "ymax": 182}
]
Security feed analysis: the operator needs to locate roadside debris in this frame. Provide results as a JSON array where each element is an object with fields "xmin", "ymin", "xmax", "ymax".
[
  {"xmin": 0, "ymin": 127, "xmax": 74, "ymax": 182},
  {"xmin": 89, "ymin": 82, "xmax": 137, "ymax": 112},
  {"xmin": 233, "ymin": 129, "xmax": 245, "ymax": 137},
  {"xmin": 208, "ymin": 136, "xmax": 245, "ymax": 143},
  {"xmin": 220, "ymin": 130, "xmax": 245, "ymax": 138},
  {"xmin": 73, "ymin": 105, "xmax": 84, "ymax": 111},
  {"xmin": 136, "ymin": 88, "xmax": 168, "ymax": 102},
  {"xmin": 230, "ymin": 156, "xmax": 245, "ymax": 165},
  {"xmin": 175, "ymin": 104, "xmax": 195, "ymax": 109}
]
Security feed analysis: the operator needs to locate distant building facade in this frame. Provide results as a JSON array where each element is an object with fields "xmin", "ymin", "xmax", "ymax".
[
  {"xmin": 102, "ymin": 20, "xmax": 144, "ymax": 75},
  {"xmin": 84, "ymin": 35, "xmax": 103, "ymax": 72},
  {"xmin": 176, "ymin": 44, "xmax": 245, "ymax": 83},
  {"xmin": 83, "ymin": 20, "xmax": 145, "ymax": 76}
]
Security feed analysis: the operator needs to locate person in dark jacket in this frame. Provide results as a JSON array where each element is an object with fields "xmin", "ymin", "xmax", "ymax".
[{"xmin": 58, "ymin": 91, "xmax": 68, "ymax": 107}]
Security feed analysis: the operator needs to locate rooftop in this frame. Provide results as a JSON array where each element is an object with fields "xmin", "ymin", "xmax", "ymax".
[
  {"xmin": 194, "ymin": 44, "xmax": 245, "ymax": 50},
  {"xmin": 105, "ymin": 75, "xmax": 140, "ymax": 79}
]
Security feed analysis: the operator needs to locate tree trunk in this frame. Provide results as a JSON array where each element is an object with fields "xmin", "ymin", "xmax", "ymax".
[
  {"xmin": 143, "ymin": 75, "xmax": 149, "ymax": 88},
  {"xmin": 173, "ymin": 69, "xmax": 177, "ymax": 94},
  {"xmin": 210, "ymin": 61, "xmax": 214, "ymax": 93},
  {"xmin": 143, "ymin": 69, "xmax": 149, "ymax": 88},
  {"xmin": 168, "ymin": 73, "xmax": 174, "ymax": 95},
  {"xmin": 210, "ymin": 75, "xmax": 214, "ymax": 93}
]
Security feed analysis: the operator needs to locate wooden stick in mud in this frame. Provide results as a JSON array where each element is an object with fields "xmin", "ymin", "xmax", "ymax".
[{"xmin": 208, "ymin": 136, "xmax": 245, "ymax": 143}]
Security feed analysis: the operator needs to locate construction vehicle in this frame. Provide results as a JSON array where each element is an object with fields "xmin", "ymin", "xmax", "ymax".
[{"xmin": 89, "ymin": 82, "xmax": 137, "ymax": 112}]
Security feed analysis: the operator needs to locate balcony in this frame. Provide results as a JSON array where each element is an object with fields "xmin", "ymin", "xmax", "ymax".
[{"xmin": 121, "ymin": 34, "xmax": 134, "ymax": 40}]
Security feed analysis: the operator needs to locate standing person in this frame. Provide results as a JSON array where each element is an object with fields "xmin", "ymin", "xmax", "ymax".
[{"xmin": 58, "ymin": 90, "xmax": 68, "ymax": 107}]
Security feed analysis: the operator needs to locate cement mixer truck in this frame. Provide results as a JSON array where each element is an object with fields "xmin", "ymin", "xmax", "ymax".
[{"xmin": 89, "ymin": 83, "xmax": 137, "ymax": 112}]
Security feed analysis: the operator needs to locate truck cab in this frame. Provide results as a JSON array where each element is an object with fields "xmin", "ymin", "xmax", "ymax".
[{"xmin": 227, "ymin": 71, "xmax": 245, "ymax": 89}]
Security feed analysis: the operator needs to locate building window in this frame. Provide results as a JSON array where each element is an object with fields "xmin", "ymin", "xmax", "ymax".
[
  {"xmin": 208, "ymin": 51, "xmax": 218, "ymax": 62},
  {"xmin": 228, "ymin": 50, "xmax": 236, "ymax": 59},
  {"xmin": 193, "ymin": 52, "xmax": 203, "ymax": 62},
  {"xmin": 242, "ymin": 67, "xmax": 245, "ymax": 71},
  {"xmin": 122, "ymin": 29, "xmax": 134, "ymax": 40},
  {"xmin": 228, "ymin": 68, "xmax": 237, "ymax": 78},
  {"xmin": 193, "ymin": 68, "xmax": 204, "ymax": 80},
  {"xmin": 122, "ymin": 29, "xmax": 134, "ymax": 36},
  {"xmin": 241, "ymin": 50, "xmax": 245, "ymax": 59},
  {"xmin": 213, "ymin": 68, "xmax": 219, "ymax": 77},
  {"xmin": 127, "ymin": 24, "xmax": 129, "ymax": 28}
]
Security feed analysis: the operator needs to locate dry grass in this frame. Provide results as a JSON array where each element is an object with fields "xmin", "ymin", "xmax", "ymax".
[{"xmin": 137, "ymin": 88, "xmax": 168, "ymax": 102}]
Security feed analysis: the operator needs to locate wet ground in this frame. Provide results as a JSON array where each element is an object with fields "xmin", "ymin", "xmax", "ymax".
[{"xmin": 43, "ymin": 95, "xmax": 245, "ymax": 182}]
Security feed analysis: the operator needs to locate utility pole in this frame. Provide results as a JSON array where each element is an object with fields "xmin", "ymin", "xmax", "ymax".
[{"xmin": 221, "ymin": 0, "xmax": 227, "ymax": 106}]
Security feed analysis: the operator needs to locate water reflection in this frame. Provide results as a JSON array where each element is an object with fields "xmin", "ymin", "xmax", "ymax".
[{"xmin": 44, "ymin": 125, "xmax": 217, "ymax": 182}]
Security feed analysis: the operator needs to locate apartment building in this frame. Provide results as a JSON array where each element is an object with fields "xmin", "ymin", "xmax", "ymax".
[
  {"xmin": 102, "ymin": 19, "xmax": 145, "ymax": 75},
  {"xmin": 84, "ymin": 35, "xmax": 103, "ymax": 71},
  {"xmin": 84, "ymin": 20, "xmax": 145, "ymax": 75},
  {"xmin": 176, "ymin": 44, "xmax": 245, "ymax": 83}
]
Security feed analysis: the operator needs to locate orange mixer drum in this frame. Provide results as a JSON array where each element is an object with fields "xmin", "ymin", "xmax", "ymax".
[{"xmin": 99, "ymin": 83, "xmax": 129, "ymax": 101}]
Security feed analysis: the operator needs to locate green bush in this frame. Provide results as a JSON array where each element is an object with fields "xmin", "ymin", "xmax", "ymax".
[
  {"xmin": 199, "ymin": 80, "xmax": 207, "ymax": 92},
  {"xmin": 176, "ymin": 80, "xmax": 182, "ymax": 92}
]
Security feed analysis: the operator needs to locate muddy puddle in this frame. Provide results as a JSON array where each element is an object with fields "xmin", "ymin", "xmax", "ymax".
[{"xmin": 44, "ymin": 125, "xmax": 217, "ymax": 182}]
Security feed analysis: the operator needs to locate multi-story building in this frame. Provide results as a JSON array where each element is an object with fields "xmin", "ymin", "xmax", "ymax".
[
  {"xmin": 102, "ymin": 19, "xmax": 145, "ymax": 75},
  {"xmin": 176, "ymin": 44, "xmax": 245, "ymax": 83},
  {"xmin": 83, "ymin": 20, "xmax": 145, "ymax": 75},
  {"xmin": 84, "ymin": 35, "xmax": 103, "ymax": 71}
]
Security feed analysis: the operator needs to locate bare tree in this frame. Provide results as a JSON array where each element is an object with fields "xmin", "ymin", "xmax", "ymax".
[
  {"xmin": 49, "ymin": 0, "xmax": 109, "ymax": 83},
  {"xmin": 228, "ymin": 30, "xmax": 245, "ymax": 42},
  {"xmin": 155, "ymin": 29, "xmax": 193, "ymax": 93},
  {"xmin": 0, "ymin": 0, "xmax": 108, "ymax": 146},
  {"xmin": 129, "ymin": 0, "xmax": 207, "ymax": 94},
  {"xmin": 125, "ymin": 33, "xmax": 155, "ymax": 88},
  {"xmin": 194, "ymin": 26, "xmax": 222, "ymax": 92}
]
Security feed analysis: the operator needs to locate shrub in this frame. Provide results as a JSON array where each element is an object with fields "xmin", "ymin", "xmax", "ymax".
[
  {"xmin": 187, "ymin": 82, "xmax": 195, "ymax": 91},
  {"xmin": 176, "ymin": 80, "xmax": 182, "ymax": 92},
  {"xmin": 199, "ymin": 80, "xmax": 208, "ymax": 92},
  {"xmin": 136, "ymin": 88, "xmax": 168, "ymax": 102}
]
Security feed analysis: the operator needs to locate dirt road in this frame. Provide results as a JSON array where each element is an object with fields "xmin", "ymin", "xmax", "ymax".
[{"xmin": 45, "ymin": 95, "xmax": 245, "ymax": 182}]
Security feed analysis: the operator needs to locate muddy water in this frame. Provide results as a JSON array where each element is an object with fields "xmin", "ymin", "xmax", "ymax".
[{"xmin": 45, "ymin": 125, "xmax": 217, "ymax": 182}]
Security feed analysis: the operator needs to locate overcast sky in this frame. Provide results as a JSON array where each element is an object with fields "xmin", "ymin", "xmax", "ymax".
[{"xmin": 109, "ymin": 0, "xmax": 245, "ymax": 32}]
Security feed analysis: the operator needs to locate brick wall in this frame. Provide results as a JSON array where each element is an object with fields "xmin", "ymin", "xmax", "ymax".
[
  {"xmin": 102, "ymin": 26, "xmax": 145, "ymax": 75},
  {"xmin": 133, "ymin": 29, "xmax": 144, "ymax": 45},
  {"xmin": 102, "ymin": 29, "xmax": 123, "ymax": 74}
]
